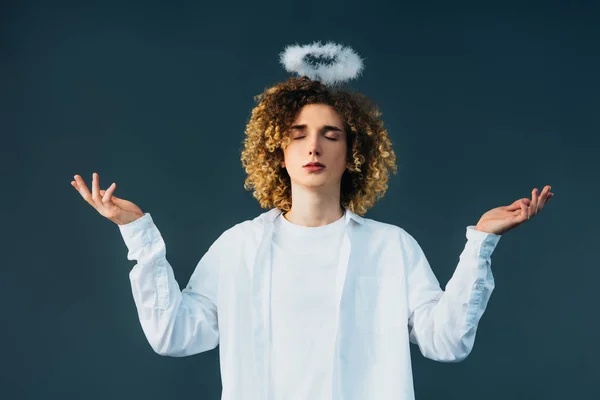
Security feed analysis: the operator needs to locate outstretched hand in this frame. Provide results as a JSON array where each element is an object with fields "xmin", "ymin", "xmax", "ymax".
[
  {"xmin": 72, "ymin": 172, "xmax": 144, "ymax": 226},
  {"xmin": 474, "ymin": 185, "xmax": 553, "ymax": 235}
]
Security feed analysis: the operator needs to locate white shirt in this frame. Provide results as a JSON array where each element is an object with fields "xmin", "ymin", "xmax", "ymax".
[
  {"xmin": 118, "ymin": 207, "xmax": 502, "ymax": 400},
  {"xmin": 269, "ymin": 212, "xmax": 345, "ymax": 400}
]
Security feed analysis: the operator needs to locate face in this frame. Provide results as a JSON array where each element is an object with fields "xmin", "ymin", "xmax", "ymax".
[{"xmin": 281, "ymin": 103, "xmax": 350, "ymax": 191}]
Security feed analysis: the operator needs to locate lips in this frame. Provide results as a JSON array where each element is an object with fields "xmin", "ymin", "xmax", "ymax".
[
  {"xmin": 303, "ymin": 162, "xmax": 325, "ymax": 167},
  {"xmin": 303, "ymin": 164, "xmax": 325, "ymax": 172}
]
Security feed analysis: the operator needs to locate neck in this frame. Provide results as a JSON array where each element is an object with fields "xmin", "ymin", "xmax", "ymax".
[{"xmin": 283, "ymin": 183, "xmax": 344, "ymax": 227}]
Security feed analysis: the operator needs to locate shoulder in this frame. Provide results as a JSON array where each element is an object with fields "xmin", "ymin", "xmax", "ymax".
[
  {"xmin": 357, "ymin": 214, "xmax": 405, "ymax": 235},
  {"xmin": 215, "ymin": 208, "xmax": 275, "ymax": 242},
  {"xmin": 361, "ymin": 215, "xmax": 398, "ymax": 231},
  {"xmin": 357, "ymin": 215, "xmax": 418, "ymax": 247}
]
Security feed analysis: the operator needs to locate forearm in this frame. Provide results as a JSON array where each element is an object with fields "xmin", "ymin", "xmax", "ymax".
[
  {"xmin": 120, "ymin": 213, "xmax": 219, "ymax": 356},
  {"xmin": 408, "ymin": 225, "xmax": 501, "ymax": 362}
]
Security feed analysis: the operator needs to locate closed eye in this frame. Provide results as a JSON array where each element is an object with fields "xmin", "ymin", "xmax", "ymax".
[{"xmin": 293, "ymin": 136, "xmax": 338, "ymax": 141}]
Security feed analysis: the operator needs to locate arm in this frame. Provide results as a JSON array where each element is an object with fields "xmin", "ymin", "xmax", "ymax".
[
  {"xmin": 119, "ymin": 213, "xmax": 227, "ymax": 357},
  {"xmin": 401, "ymin": 225, "xmax": 501, "ymax": 362}
]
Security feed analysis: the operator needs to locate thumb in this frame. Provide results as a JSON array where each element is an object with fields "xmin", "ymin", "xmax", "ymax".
[
  {"xmin": 99, "ymin": 189, "xmax": 121, "ymax": 201},
  {"xmin": 506, "ymin": 198, "xmax": 524, "ymax": 211}
]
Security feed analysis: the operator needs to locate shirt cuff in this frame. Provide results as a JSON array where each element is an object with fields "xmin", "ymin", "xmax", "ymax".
[
  {"xmin": 118, "ymin": 212, "xmax": 161, "ymax": 251},
  {"xmin": 466, "ymin": 225, "xmax": 502, "ymax": 258}
]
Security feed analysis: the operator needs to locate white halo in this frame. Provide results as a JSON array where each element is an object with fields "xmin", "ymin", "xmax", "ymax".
[{"xmin": 279, "ymin": 41, "xmax": 364, "ymax": 86}]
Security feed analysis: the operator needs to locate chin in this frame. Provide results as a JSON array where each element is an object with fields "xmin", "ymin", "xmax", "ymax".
[{"xmin": 292, "ymin": 177, "xmax": 336, "ymax": 190}]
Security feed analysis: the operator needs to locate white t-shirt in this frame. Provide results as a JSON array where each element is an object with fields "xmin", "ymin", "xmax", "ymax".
[{"xmin": 269, "ymin": 211, "xmax": 347, "ymax": 400}]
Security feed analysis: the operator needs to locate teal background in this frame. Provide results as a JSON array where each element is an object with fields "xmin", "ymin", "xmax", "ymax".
[{"xmin": 2, "ymin": 1, "xmax": 598, "ymax": 399}]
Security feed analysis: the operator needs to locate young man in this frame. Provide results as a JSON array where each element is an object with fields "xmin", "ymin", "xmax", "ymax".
[{"xmin": 72, "ymin": 48, "xmax": 552, "ymax": 400}]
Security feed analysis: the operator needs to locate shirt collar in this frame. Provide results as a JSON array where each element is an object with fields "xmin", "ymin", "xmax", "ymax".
[{"xmin": 261, "ymin": 207, "xmax": 364, "ymax": 225}]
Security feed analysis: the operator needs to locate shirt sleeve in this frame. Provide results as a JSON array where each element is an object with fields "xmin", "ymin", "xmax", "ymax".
[
  {"xmin": 402, "ymin": 225, "xmax": 501, "ymax": 362},
  {"xmin": 118, "ymin": 212, "xmax": 227, "ymax": 357}
]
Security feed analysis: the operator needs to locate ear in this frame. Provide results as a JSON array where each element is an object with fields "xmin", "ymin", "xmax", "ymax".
[{"xmin": 281, "ymin": 161, "xmax": 286, "ymax": 168}]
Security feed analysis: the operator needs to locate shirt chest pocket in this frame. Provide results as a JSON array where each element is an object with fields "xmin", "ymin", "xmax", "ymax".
[{"xmin": 354, "ymin": 276, "xmax": 406, "ymax": 335}]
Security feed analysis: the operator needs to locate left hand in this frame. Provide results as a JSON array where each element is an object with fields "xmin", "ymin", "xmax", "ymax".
[{"xmin": 474, "ymin": 185, "xmax": 554, "ymax": 235}]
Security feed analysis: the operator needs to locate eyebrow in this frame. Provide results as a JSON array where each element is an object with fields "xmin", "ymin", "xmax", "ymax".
[{"xmin": 289, "ymin": 124, "xmax": 344, "ymax": 134}]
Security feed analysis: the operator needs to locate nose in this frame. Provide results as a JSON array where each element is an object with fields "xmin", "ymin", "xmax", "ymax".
[{"xmin": 308, "ymin": 134, "xmax": 321, "ymax": 156}]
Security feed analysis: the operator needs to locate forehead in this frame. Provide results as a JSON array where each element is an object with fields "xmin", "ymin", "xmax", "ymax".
[{"xmin": 292, "ymin": 103, "xmax": 344, "ymax": 125}]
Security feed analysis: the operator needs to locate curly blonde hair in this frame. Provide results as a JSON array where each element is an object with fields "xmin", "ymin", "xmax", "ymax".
[{"xmin": 240, "ymin": 76, "xmax": 398, "ymax": 216}]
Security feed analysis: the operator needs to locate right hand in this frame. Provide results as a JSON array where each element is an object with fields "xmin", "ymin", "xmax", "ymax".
[{"xmin": 72, "ymin": 172, "xmax": 144, "ymax": 226}]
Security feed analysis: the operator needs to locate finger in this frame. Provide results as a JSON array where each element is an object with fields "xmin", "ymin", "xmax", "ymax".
[
  {"xmin": 71, "ymin": 181, "xmax": 84, "ymax": 195},
  {"xmin": 521, "ymin": 199, "xmax": 530, "ymax": 220},
  {"xmin": 73, "ymin": 175, "xmax": 97, "ymax": 208},
  {"xmin": 542, "ymin": 192, "xmax": 553, "ymax": 209},
  {"xmin": 74, "ymin": 175, "xmax": 91, "ymax": 197},
  {"xmin": 102, "ymin": 182, "xmax": 116, "ymax": 204},
  {"xmin": 531, "ymin": 188, "xmax": 538, "ymax": 216},
  {"xmin": 92, "ymin": 172, "xmax": 101, "ymax": 204},
  {"xmin": 529, "ymin": 188, "xmax": 539, "ymax": 219},
  {"xmin": 537, "ymin": 186, "xmax": 548, "ymax": 210},
  {"xmin": 542, "ymin": 185, "xmax": 551, "ymax": 197},
  {"xmin": 537, "ymin": 185, "xmax": 550, "ymax": 211}
]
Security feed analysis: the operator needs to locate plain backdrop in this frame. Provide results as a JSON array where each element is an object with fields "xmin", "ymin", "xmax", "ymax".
[{"xmin": 2, "ymin": 0, "xmax": 599, "ymax": 399}]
